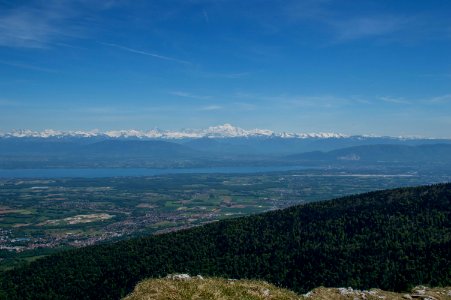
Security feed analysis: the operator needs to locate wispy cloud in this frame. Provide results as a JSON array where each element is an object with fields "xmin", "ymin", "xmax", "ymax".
[
  {"xmin": 0, "ymin": 4, "xmax": 68, "ymax": 48},
  {"xmin": 0, "ymin": 60, "xmax": 57, "ymax": 73},
  {"xmin": 379, "ymin": 96, "xmax": 411, "ymax": 105},
  {"xmin": 236, "ymin": 92, "xmax": 351, "ymax": 109},
  {"xmin": 417, "ymin": 73, "xmax": 451, "ymax": 80},
  {"xmin": 377, "ymin": 94, "xmax": 451, "ymax": 106},
  {"xmin": 191, "ymin": 70, "xmax": 251, "ymax": 79},
  {"xmin": 47, "ymin": 104, "xmax": 183, "ymax": 120},
  {"xmin": 281, "ymin": 1, "xmax": 416, "ymax": 43},
  {"xmin": 101, "ymin": 42, "xmax": 192, "ymax": 65},
  {"xmin": 427, "ymin": 94, "xmax": 451, "ymax": 104},
  {"xmin": 280, "ymin": 0, "xmax": 333, "ymax": 25},
  {"xmin": 331, "ymin": 16, "xmax": 409, "ymax": 41},
  {"xmin": 202, "ymin": 9, "xmax": 209, "ymax": 24},
  {"xmin": 169, "ymin": 91, "xmax": 211, "ymax": 100},
  {"xmin": 0, "ymin": 1, "xmax": 125, "ymax": 48},
  {"xmin": 199, "ymin": 105, "xmax": 222, "ymax": 111},
  {"xmin": 285, "ymin": 95, "xmax": 351, "ymax": 108}
]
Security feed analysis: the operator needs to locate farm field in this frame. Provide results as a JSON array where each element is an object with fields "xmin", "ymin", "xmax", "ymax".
[{"xmin": 0, "ymin": 169, "xmax": 449, "ymax": 270}]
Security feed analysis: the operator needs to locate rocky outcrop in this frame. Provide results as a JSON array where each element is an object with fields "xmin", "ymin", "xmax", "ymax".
[{"xmin": 302, "ymin": 286, "xmax": 451, "ymax": 300}]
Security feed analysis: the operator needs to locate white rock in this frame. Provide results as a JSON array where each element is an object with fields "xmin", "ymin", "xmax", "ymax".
[
  {"xmin": 166, "ymin": 273, "xmax": 191, "ymax": 280},
  {"xmin": 302, "ymin": 291, "xmax": 312, "ymax": 298}
]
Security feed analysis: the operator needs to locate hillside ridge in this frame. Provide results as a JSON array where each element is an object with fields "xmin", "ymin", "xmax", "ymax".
[{"xmin": 1, "ymin": 183, "xmax": 450, "ymax": 299}]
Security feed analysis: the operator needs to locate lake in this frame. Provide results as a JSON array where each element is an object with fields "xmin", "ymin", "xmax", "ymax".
[{"xmin": 0, "ymin": 166, "xmax": 312, "ymax": 178}]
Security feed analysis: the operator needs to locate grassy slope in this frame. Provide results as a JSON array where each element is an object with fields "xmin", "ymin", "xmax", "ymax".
[
  {"xmin": 124, "ymin": 276, "xmax": 451, "ymax": 300},
  {"xmin": 124, "ymin": 276, "xmax": 301, "ymax": 300}
]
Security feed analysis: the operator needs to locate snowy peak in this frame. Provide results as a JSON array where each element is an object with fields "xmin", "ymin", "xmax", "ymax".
[
  {"xmin": 204, "ymin": 123, "xmax": 249, "ymax": 137},
  {"xmin": 0, "ymin": 124, "xmax": 356, "ymax": 140},
  {"xmin": 201, "ymin": 124, "xmax": 274, "ymax": 138},
  {"xmin": 2, "ymin": 129, "xmax": 101, "ymax": 138}
]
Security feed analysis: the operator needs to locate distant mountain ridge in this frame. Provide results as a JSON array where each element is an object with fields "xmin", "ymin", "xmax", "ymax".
[
  {"xmin": 288, "ymin": 144, "xmax": 451, "ymax": 163},
  {"xmin": 0, "ymin": 124, "xmax": 427, "ymax": 140},
  {"xmin": 2, "ymin": 124, "xmax": 451, "ymax": 169},
  {"xmin": 1, "ymin": 133, "xmax": 451, "ymax": 168}
]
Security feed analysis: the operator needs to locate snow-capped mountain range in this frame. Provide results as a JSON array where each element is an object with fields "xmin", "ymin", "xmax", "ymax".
[{"xmin": 0, "ymin": 124, "xmax": 417, "ymax": 140}]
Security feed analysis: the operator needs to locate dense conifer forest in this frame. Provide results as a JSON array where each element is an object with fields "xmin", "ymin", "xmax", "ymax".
[{"xmin": 0, "ymin": 183, "xmax": 449, "ymax": 299}]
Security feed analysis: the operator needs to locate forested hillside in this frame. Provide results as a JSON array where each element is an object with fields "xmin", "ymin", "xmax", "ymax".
[{"xmin": 0, "ymin": 183, "xmax": 450, "ymax": 299}]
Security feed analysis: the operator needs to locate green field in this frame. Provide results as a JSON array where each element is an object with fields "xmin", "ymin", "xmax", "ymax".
[{"xmin": 0, "ymin": 169, "xmax": 449, "ymax": 270}]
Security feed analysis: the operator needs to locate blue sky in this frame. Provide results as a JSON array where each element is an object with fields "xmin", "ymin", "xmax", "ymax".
[{"xmin": 0, "ymin": 0, "xmax": 450, "ymax": 137}]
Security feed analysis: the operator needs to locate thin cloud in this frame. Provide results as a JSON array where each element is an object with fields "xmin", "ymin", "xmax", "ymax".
[
  {"xmin": 285, "ymin": 95, "xmax": 349, "ymax": 109},
  {"xmin": 220, "ymin": 72, "xmax": 250, "ymax": 79},
  {"xmin": 48, "ymin": 105, "xmax": 183, "ymax": 120},
  {"xmin": 331, "ymin": 16, "xmax": 408, "ymax": 41},
  {"xmin": 284, "ymin": 0, "xmax": 332, "ymax": 20},
  {"xmin": 169, "ymin": 91, "xmax": 211, "ymax": 100},
  {"xmin": 379, "ymin": 94, "xmax": 451, "ymax": 105},
  {"xmin": 427, "ymin": 94, "xmax": 451, "ymax": 104},
  {"xmin": 202, "ymin": 9, "xmax": 209, "ymax": 24},
  {"xmin": 0, "ymin": 1, "xmax": 127, "ymax": 48},
  {"xmin": 101, "ymin": 42, "xmax": 192, "ymax": 65},
  {"xmin": 379, "ymin": 96, "xmax": 411, "ymax": 105},
  {"xmin": 0, "ymin": 60, "xmax": 57, "ymax": 73},
  {"xmin": 199, "ymin": 105, "xmax": 222, "ymax": 111},
  {"xmin": 282, "ymin": 2, "xmax": 415, "ymax": 43},
  {"xmin": 193, "ymin": 70, "xmax": 251, "ymax": 79},
  {"xmin": 236, "ymin": 92, "xmax": 351, "ymax": 109},
  {"xmin": 0, "ymin": 6, "xmax": 66, "ymax": 48}
]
